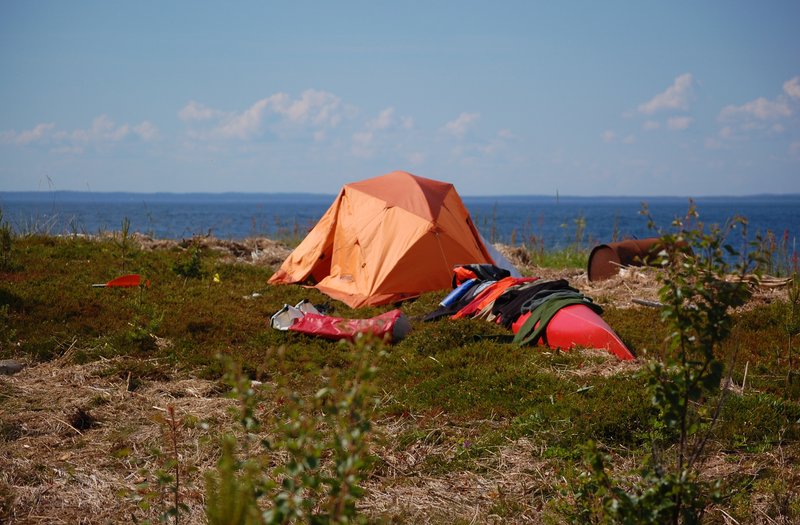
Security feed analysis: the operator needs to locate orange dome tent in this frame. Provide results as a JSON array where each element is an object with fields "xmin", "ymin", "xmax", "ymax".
[{"xmin": 268, "ymin": 171, "xmax": 497, "ymax": 308}]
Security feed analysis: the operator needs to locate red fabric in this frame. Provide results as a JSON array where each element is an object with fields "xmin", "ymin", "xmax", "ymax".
[
  {"xmin": 451, "ymin": 277, "xmax": 535, "ymax": 320},
  {"xmin": 452, "ymin": 267, "xmax": 479, "ymax": 287},
  {"xmin": 288, "ymin": 309, "xmax": 407, "ymax": 343}
]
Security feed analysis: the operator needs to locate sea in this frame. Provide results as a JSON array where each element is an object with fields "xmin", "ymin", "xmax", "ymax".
[{"xmin": 1, "ymin": 191, "xmax": 798, "ymax": 252}]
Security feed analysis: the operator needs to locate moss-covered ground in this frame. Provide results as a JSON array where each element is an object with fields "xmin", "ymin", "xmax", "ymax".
[{"xmin": 1, "ymin": 234, "xmax": 798, "ymax": 523}]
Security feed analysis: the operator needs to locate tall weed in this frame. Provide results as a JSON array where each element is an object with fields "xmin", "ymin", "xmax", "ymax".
[
  {"xmin": 131, "ymin": 405, "xmax": 192, "ymax": 524},
  {"xmin": 116, "ymin": 216, "xmax": 133, "ymax": 273},
  {"xmin": 205, "ymin": 339, "xmax": 380, "ymax": 524},
  {"xmin": 571, "ymin": 202, "xmax": 761, "ymax": 524},
  {"xmin": 0, "ymin": 208, "xmax": 14, "ymax": 272},
  {"xmin": 784, "ymin": 276, "xmax": 800, "ymax": 386}
]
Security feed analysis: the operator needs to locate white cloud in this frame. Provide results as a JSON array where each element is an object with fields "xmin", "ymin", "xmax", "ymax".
[
  {"xmin": 719, "ymin": 97, "xmax": 792, "ymax": 121},
  {"xmin": 480, "ymin": 132, "xmax": 514, "ymax": 155},
  {"xmin": 47, "ymin": 116, "xmax": 131, "ymax": 152},
  {"xmin": 350, "ymin": 107, "xmax": 415, "ymax": 157},
  {"xmin": 638, "ymin": 73, "xmax": 694, "ymax": 115},
  {"xmin": 602, "ymin": 130, "xmax": 634, "ymax": 144},
  {"xmin": 1, "ymin": 122, "xmax": 55, "ymax": 145},
  {"xmin": 442, "ymin": 112, "xmax": 480, "ymax": 138},
  {"xmin": 789, "ymin": 140, "xmax": 800, "ymax": 157},
  {"xmin": 183, "ymin": 90, "xmax": 352, "ymax": 141},
  {"xmin": 719, "ymin": 126, "xmax": 735, "ymax": 139},
  {"xmin": 368, "ymin": 107, "xmax": 395, "ymax": 131},
  {"xmin": 712, "ymin": 75, "xmax": 800, "ymax": 145},
  {"xmin": 479, "ymin": 142, "xmax": 501, "ymax": 155},
  {"xmin": 784, "ymin": 76, "xmax": 800, "ymax": 99},
  {"xmin": 215, "ymin": 98, "xmax": 271, "ymax": 139},
  {"xmin": 134, "ymin": 121, "xmax": 159, "ymax": 141},
  {"xmin": 667, "ymin": 116, "xmax": 693, "ymax": 130},
  {"xmin": 4, "ymin": 115, "xmax": 161, "ymax": 151},
  {"xmin": 3, "ymin": 115, "xmax": 158, "ymax": 153},
  {"xmin": 485, "ymin": 128, "xmax": 518, "ymax": 155},
  {"xmin": 179, "ymin": 101, "xmax": 225, "ymax": 121},
  {"xmin": 270, "ymin": 89, "xmax": 343, "ymax": 127},
  {"xmin": 718, "ymin": 75, "xmax": 800, "ymax": 125},
  {"xmin": 643, "ymin": 120, "xmax": 661, "ymax": 131},
  {"xmin": 68, "ymin": 115, "xmax": 130, "ymax": 144},
  {"xmin": 444, "ymin": 127, "xmax": 513, "ymax": 160}
]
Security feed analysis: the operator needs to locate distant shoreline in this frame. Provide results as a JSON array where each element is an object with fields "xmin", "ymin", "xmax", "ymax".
[{"xmin": 2, "ymin": 190, "xmax": 799, "ymax": 204}]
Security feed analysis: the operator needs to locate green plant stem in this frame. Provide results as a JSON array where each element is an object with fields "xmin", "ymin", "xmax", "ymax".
[{"xmin": 170, "ymin": 406, "xmax": 180, "ymax": 525}]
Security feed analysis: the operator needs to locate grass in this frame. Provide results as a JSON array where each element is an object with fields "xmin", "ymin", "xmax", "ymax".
[{"xmin": 1, "ymin": 233, "xmax": 799, "ymax": 523}]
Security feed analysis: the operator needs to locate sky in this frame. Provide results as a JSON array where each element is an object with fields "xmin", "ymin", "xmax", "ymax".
[{"xmin": 1, "ymin": 1, "xmax": 799, "ymax": 196}]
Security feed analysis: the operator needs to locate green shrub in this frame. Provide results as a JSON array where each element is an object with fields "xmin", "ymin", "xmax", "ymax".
[
  {"xmin": 172, "ymin": 248, "xmax": 203, "ymax": 279},
  {"xmin": 572, "ymin": 202, "xmax": 760, "ymax": 524}
]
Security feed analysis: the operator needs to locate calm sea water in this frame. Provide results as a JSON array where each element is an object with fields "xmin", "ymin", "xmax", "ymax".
[{"xmin": 1, "ymin": 191, "xmax": 798, "ymax": 251}]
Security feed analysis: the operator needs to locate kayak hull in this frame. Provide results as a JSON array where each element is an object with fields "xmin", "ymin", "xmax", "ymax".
[{"xmin": 511, "ymin": 304, "xmax": 634, "ymax": 360}]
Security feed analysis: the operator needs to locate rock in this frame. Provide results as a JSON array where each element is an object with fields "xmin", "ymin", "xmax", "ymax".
[{"xmin": 0, "ymin": 359, "xmax": 26, "ymax": 375}]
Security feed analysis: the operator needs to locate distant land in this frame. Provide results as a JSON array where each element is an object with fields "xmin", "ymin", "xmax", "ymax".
[{"xmin": 2, "ymin": 190, "xmax": 799, "ymax": 204}]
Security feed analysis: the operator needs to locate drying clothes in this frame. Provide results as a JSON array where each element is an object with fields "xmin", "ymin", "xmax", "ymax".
[
  {"xmin": 451, "ymin": 264, "xmax": 511, "ymax": 287},
  {"xmin": 472, "ymin": 279, "xmax": 541, "ymax": 322},
  {"xmin": 422, "ymin": 280, "xmax": 498, "ymax": 321},
  {"xmin": 451, "ymin": 277, "xmax": 535, "ymax": 320},
  {"xmin": 513, "ymin": 293, "xmax": 602, "ymax": 347},
  {"xmin": 521, "ymin": 289, "xmax": 586, "ymax": 314},
  {"xmin": 490, "ymin": 279, "xmax": 577, "ymax": 328}
]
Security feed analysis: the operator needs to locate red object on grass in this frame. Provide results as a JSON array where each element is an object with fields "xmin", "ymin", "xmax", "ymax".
[
  {"xmin": 288, "ymin": 309, "xmax": 410, "ymax": 343},
  {"xmin": 92, "ymin": 274, "xmax": 141, "ymax": 288},
  {"xmin": 511, "ymin": 304, "xmax": 635, "ymax": 361}
]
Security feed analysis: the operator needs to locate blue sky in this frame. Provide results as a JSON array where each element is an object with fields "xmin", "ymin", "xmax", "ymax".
[{"xmin": 1, "ymin": 1, "xmax": 799, "ymax": 196}]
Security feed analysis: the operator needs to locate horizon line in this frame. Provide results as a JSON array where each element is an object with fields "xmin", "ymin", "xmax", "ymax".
[{"xmin": 2, "ymin": 189, "xmax": 799, "ymax": 200}]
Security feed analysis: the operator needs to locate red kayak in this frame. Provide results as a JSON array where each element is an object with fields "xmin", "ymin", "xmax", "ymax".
[{"xmin": 511, "ymin": 304, "xmax": 634, "ymax": 361}]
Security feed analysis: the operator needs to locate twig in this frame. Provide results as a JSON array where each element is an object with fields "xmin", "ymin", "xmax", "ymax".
[
  {"xmin": 742, "ymin": 361, "xmax": 748, "ymax": 392},
  {"xmin": 717, "ymin": 507, "xmax": 741, "ymax": 524},
  {"xmin": 167, "ymin": 405, "xmax": 181, "ymax": 525},
  {"xmin": 756, "ymin": 506, "xmax": 780, "ymax": 525},
  {"xmin": 53, "ymin": 417, "xmax": 84, "ymax": 436},
  {"xmin": 632, "ymin": 298, "xmax": 664, "ymax": 308},
  {"xmin": 689, "ymin": 342, "xmax": 740, "ymax": 469}
]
